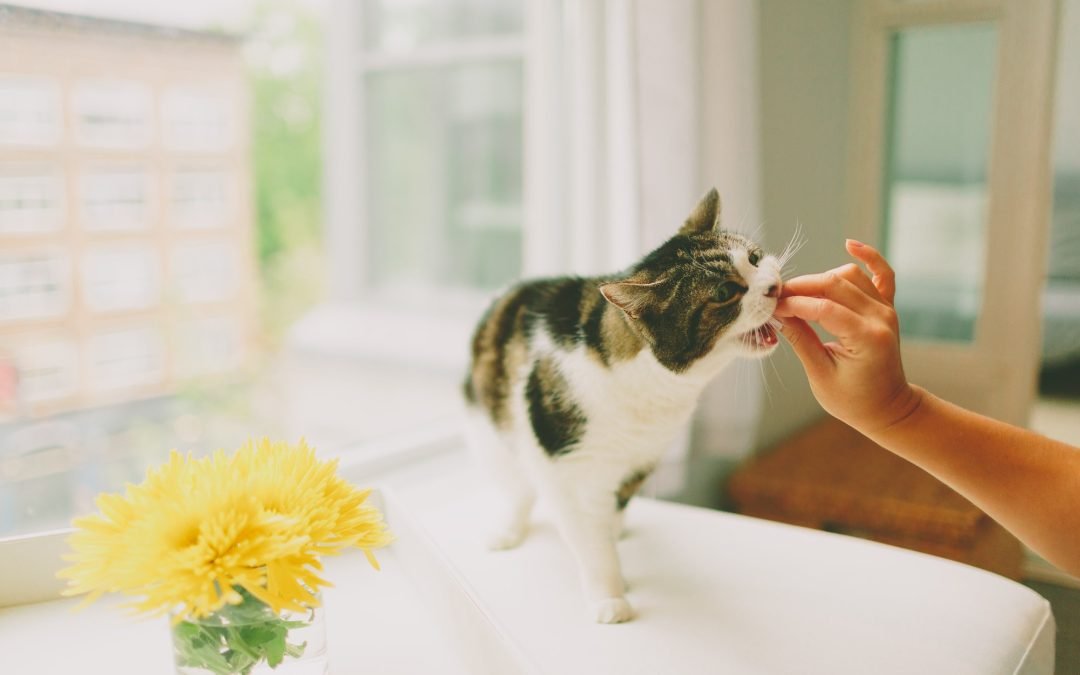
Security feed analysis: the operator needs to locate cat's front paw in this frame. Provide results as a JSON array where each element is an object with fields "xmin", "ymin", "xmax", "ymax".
[{"xmin": 593, "ymin": 597, "xmax": 634, "ymax": 624}]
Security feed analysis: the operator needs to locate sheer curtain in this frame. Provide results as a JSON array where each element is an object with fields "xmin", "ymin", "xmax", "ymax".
[
  {"xmin": 526, "ymin": 0, "xmax": 713, "ymax": 272},
  {"xmin": 527, "ymin": 0, "xmax": 765, "ymax": 499}
]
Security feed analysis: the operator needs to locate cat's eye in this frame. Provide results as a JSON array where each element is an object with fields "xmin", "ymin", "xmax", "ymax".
[
  {"xmin": 748, "ymin": 250, "xmax": 763, "ymax": 267},
  {"xmin": 713, "ymin": 282, "xmax": 744, "ymax": 305}
]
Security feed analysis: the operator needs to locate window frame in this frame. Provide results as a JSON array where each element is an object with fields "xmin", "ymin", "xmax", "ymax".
[
  {"xmin": 0, "ymin": 76, "xmax": 62, "ymax": 147},
  {"xmin": 0, "ymin": 165, "xmax": 65, "ymax": 235},
  {"xmin": 323, "ymin": 0, "xmax": 537, "ymax": 308}
]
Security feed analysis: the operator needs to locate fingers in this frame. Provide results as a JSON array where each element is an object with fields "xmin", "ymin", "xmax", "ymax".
[
  {"xmin": 782, "ymin": 263, "xmax": 880, "ymax": 301},
  {"xmin": 775, "ymin": 296, "xmax": 865, "ymax": 343},
  {"xmin": 777, "ymin": 316, "xmax": 832, "ymax": 376},
  {"xmin": 780, "ymin": 267, "xmax": 882, "ymax": 314},
  {"xmin": 846, "ymin": 240, "xmax": 896, "ymax": 304}
]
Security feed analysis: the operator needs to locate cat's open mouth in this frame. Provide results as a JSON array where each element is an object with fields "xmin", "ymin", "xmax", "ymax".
[{"xmin": 741, "ymin": 319, "xmax": 781, "ymax": 350}]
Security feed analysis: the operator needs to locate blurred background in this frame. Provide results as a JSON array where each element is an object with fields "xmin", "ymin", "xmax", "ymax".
[{"xmin": 0, "ymin": 0, "xmax": 1077, "ymax": 556}]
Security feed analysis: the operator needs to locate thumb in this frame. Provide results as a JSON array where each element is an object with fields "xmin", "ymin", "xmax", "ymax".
[{"xmin": 778, "ymin": 316, "xmax": 832, "ymax": 377}]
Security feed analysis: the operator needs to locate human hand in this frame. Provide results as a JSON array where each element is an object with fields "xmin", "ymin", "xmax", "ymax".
[{"xmin": 774, "ymin": 240, "xmax": 922, "ymax": 435}]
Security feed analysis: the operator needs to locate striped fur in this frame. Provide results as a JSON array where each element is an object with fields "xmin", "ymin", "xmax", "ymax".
[{"xmin": 463, "ymin": 188, "xmax": 785, "ymax": 623}]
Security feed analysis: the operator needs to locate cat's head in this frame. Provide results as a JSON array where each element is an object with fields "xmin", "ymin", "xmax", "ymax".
[{"xmin": 599, "ymin": 189, "xmax": 784, "ymax": 373}]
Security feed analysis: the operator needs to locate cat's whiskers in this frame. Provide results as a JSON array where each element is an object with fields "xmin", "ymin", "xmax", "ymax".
[
  {"xmin": 732, "ymin": 341, "xmax": 746, "ymax": 416},
  {"xmin": 765, "ymin": 337, "xmax": 788, "ymax": 393},
  {"xmin": 756, "ymin": 356, "xmax": 773, "ymax": 404},
  {"xmin": 748, "ymin": 221, "xmax": 766, "ymax": 244},
  {"xmin": 775, "ymin": 223, "xmax": 806, "ymax": 270}
]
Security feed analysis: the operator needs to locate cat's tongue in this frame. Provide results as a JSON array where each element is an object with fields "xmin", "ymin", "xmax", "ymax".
[
  {"xmin": 746, "ymin": 322, "xmax": 779, "ymax": 349},
  {"xmin": 763, "ymin": 324, "xmax": 779, "ymax": 345},
  {"xmin": 758, "ymin": 323, "xmax": 778, "ymax": 346}
]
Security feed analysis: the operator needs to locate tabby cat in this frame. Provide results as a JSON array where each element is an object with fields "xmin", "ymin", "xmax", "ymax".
[{"xmin": 463, "ymin": 189, "xmax": 786, "ymax": 623}]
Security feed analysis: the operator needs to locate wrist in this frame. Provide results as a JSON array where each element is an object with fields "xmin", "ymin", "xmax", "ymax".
[
  {"xmin": 855, "ymin": 384, "xmax": 924, "ymax": 436},
  {"xmin": 864, "ymin": 383, "xmax": 928, "ymax": 443}
]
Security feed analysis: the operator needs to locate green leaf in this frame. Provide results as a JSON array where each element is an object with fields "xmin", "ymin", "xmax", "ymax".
[
  {"xmin": 172, "ymin": 621, "xmax": 234, "ymax": 675},
  {"xmin": 171, "ymin": 588, "xmax": 314, "ymax": 675},
  {"xmin": 265, "ymin": 632, "xmax": 286, "ymax": 668},
  {"xmin": 285, "ymin": 640, "xmax": 307, "ymax": 659},
  {"xmin": 239, "ymin": 624, "xmax": 279, "ymax": 648},
  {"xmin": 281, "ymin": 620, "xmax": 310, "ymax": 629}
]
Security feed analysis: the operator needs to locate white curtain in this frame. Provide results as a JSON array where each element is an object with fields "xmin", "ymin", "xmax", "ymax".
[
  {"xmin": 526, "ymin": 0, "xmax": 765, "ymax": 498},
  {"xmin": 524, "ymin": 0, "xmax": 701, "ymax": 278}
]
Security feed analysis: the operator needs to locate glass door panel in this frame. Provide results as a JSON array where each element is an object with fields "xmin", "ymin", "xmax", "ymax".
[{"xmin": 881, "ymin": 23, "xmax": 997, "ymax": 342}]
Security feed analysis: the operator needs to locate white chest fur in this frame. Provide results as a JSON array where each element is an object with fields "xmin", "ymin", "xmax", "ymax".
[{"xmin": 515, "ymin": 335, "xmax": 738, "ymax": 473}]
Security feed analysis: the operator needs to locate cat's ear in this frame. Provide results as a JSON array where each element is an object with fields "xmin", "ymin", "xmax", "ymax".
[
  {"xmin": 599, "ymin": 278, "xmax": 666, "ymax": 320},
  {"xmin": 678, "ymin": 188, "xmax": 722, "ymax": 237}
]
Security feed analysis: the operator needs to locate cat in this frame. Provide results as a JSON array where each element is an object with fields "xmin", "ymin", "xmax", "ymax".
[{"xmin": 462, "ymin": 189, "xmax": 787, "ymax": 623}]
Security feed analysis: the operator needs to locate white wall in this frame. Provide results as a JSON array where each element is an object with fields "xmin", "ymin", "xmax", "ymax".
[
  {"xmin": 752, "ymin": 0, "xmax": 854, "ymax": 450},
  {"xmin": 692, "ymin": 0, "xmax": 765, "ymax": 465},
  {"xmin": 674, "ymin": 0, "xmax": 854, "ymax": 507},
  {"xmin": 1054, "ymin": 0, "xmax": 1080, "ymax": 174}
]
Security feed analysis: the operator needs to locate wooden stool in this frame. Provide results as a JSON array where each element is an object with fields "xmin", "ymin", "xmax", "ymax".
[{"xmin": 728, "ymin": 417, "xmax": 1023, "ymax": 579}]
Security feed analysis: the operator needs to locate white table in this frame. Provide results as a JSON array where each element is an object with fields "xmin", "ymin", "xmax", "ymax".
[
  {"xmin": 413, "ymin": 488, "xmax": 1055, "ymax": 675},
  {"xmin": 0, "ymin": 545, "xmax": 473, "ymax": 674},
  {"xmin": 0, "ymin": 477, "xmax": 1055, "ymax": 675}
]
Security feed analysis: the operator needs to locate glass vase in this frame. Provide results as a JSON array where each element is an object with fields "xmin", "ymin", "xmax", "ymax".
[{"xmin": 170, "ymin": 588, "xmax": 328, "ymax": 675}]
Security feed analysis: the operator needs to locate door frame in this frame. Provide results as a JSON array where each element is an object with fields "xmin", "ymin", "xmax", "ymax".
[{"xmin": 846, "ymin": 0, "xmax": 1061, "ymax": 425}]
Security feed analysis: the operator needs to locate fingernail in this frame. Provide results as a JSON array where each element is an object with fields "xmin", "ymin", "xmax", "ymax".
[{"xmin": 846, "ymin": 239, "xmax": 864, "ymax": 248}]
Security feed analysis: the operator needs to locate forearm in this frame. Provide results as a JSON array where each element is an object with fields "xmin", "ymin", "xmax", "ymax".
[{"xmin": 861, "ymin": 386, "xmax": 1080, "ymax": 578}]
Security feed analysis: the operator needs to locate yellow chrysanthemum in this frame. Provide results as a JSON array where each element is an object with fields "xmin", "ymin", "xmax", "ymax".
[{"xmin": 58, "ymin": 439, "xmax": 393, "ymax": 621}]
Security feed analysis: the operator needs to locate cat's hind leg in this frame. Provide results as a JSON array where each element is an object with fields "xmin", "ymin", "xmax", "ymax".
[{"xmin": 465, "ymin": 410, "xmax": 536, "ymax": 550}]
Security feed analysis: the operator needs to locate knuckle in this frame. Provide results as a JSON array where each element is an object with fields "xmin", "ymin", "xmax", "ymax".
[
  {"xmin": 839, "ymin": 263, "xmax": 862, "ymax": 279},
  {"xmin": 881, "ymin": 307, "xmax": 900, "ymax": 330},
  {"xmin": 867, "ymin": 323, "xmax": 894, "ymax": 345}
]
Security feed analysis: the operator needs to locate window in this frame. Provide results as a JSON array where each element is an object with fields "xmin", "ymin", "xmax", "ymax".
[
  {"xmin": 73, "ymin": 79, "xmax": 153, "ymax": 149},
  {"xmin": 162, "ymin": 86, "xmax": 234, "ymax": 151},
  {"xmin": 358, "ymin": 0, "xmax": 525, "ymax": 300},
  {"xmin": 0, "ymin": 422, "xmax": 84, "ymax": 537},
  {"xmin": 0, "ymin": 252, "xmax": 69, "ymax": 323},
  {"xmin": 171, "ymin": 168, "xmax": 232, "ymax": 230},
  {"xmin": 0, "ymin": 9, "xmax": 263, "ymax": 554},
  {"xmin": 361, "ymin": 0, "xmax": 523, "ymax": 49},
  {"xmin": 170, "ymin": 240, "xmax": 238, "ymax": 303},
  {"xmin": 176, "ymin": 314, "xmax": 244, "ymax": 377},
  {"xmin": 80, "ymin": 245, "xmax": 160, "ymax": 313},
  {"xmin": 79, "ymin": 167, "xmax": 153, "ymax": 232},
  {"xmin": 0, "ymin": 167, "xmax": 64, "ymax": 235},
  {"xmin": 0, "ymin": 77, "xmax": 61, "ymax": 146},
  {"xmin": 86, "ymin": 326, "xmax": 165, "ymax": 394},
  {"xmin": 291, "ymin": 0, "xmax": 529, "ymax": 451},
  {"xmin": 0, "ymin": 335, "xmax": 79, "ymax": 403},
  {"xmin": 0, "ymin": 1, "xmax": 708, "ymax": 597},
  {"xmin": 364, "ymin": 62, "xmax": 524, "ymax": 295}
]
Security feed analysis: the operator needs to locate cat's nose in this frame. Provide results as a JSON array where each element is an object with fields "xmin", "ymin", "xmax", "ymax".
[{"xmin": 765, "ymin": 282, "xmax": 781, "ymax": 298}]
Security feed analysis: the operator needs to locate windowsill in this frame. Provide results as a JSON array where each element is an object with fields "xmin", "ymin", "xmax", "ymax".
[
  {"xmin": 0, "ymin": 547, "xmax": 474, "ymax": 675},
  {"xmin": 0, "ymin": 467, "xmax": 481, "ymax": 674},
  {"xmin": 276, "ymin": 296, "xmax": 488, "ymax": 453},
  {"xmin": 2, "ymin": 458, "xmax": 1057, "ymax": 674},
  {"xmin": 288, "ymin": 298, "xmax": 489, "ymax": 374}
]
